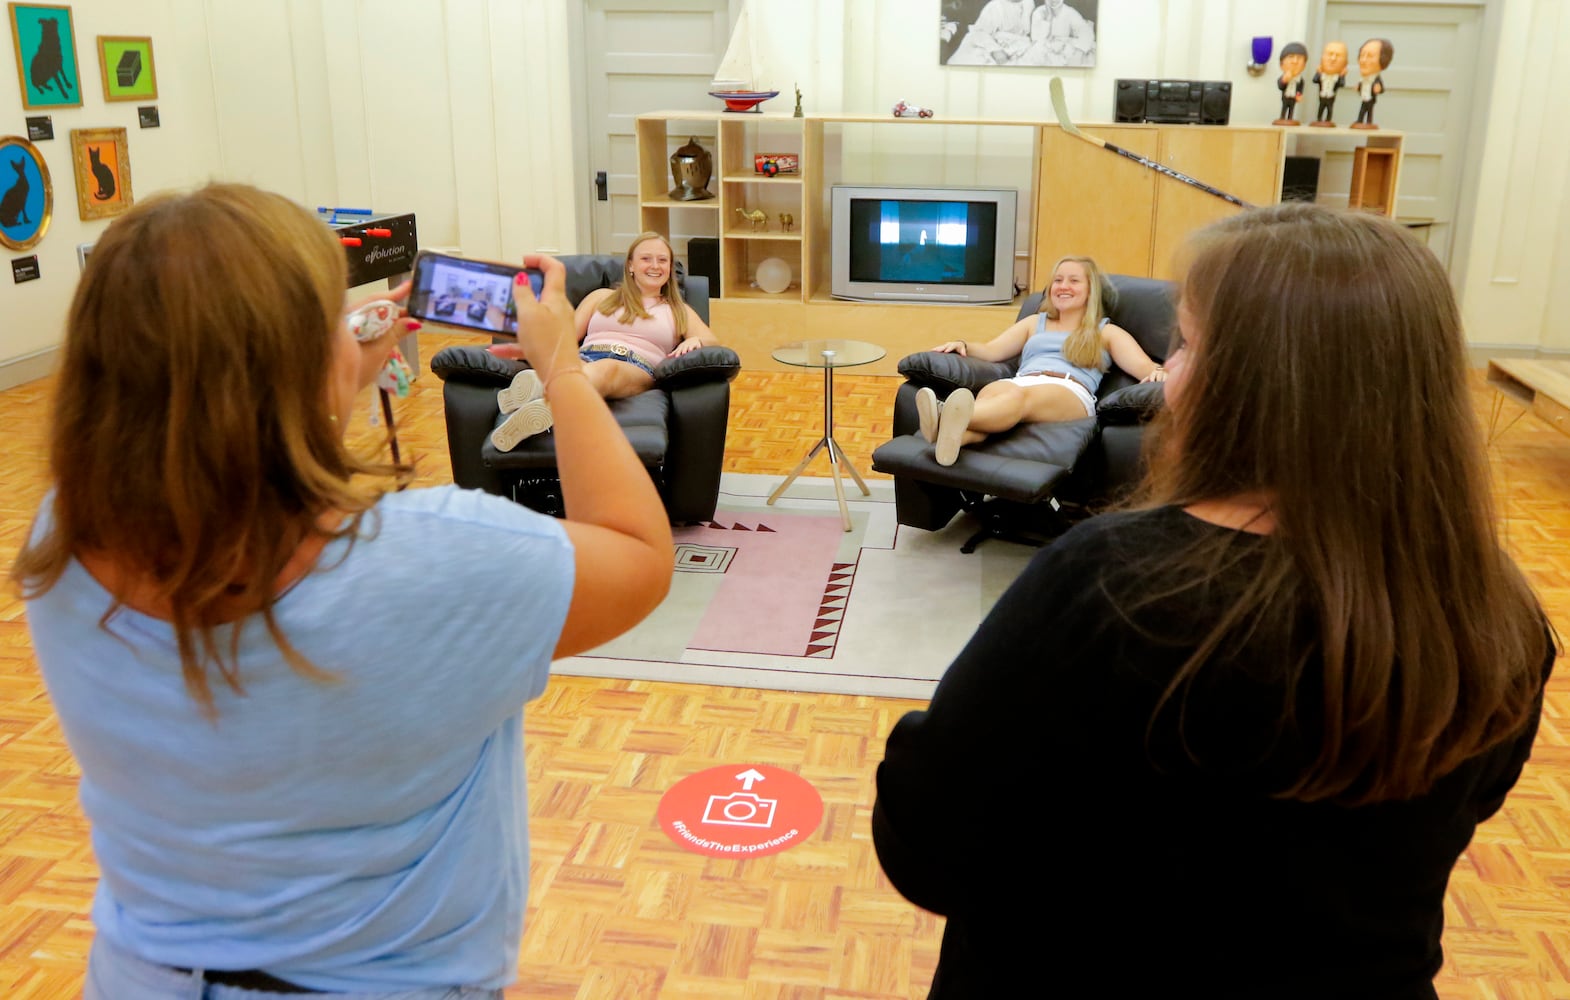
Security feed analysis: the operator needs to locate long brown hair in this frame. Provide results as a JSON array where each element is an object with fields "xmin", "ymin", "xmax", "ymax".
[
  {"xmin": 596, "ymin": 231, "xmax": 689, "ymax": 337},
  {"xmin": 1037, "ymin": 255, "xmax": 1111, "ymax": 370},
  {"xmin": 11, "ymin": 183, "xmax": 407, "ymax": 715},
  {"xmin": 1140, "ymin": 202, "xmax": 1548, "ymax": 804}
]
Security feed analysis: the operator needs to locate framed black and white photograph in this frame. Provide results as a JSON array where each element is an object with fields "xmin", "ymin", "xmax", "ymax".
[{"xmin": 940, "ymin": 0, "xmax": 1098, "ymax": 68}]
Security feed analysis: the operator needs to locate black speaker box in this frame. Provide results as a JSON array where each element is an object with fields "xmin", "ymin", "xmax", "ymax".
[
  {"xmin": 1281, "ymin": 156, "xmax": 1321, "ymax": 203},
  {"xmin": 686, "ymin": 236, "xmax": 721, "ymax": 298},
  {"xmin": 1114, "ymin": 79, "xmax": 1146, "ymax": 122},
  {"xmin": 1200, "ymin": 81, "xmax": 1231, "ymax": 125}
]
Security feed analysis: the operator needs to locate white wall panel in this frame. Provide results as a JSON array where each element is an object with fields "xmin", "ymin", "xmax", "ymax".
[{"xmin": 203, "ymin": 1, "xmax": 308, "ymax": 198}]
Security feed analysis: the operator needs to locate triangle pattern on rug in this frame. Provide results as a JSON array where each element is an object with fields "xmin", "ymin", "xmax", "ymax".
[{"xmin": 806, "ymin": 562, "xmax": 858, "ymax": 658}]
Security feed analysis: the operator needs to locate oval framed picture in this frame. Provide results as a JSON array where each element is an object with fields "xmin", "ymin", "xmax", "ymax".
[{"xmin": 0, "ymin": 135, "xmax": 54, "ymax": 251}]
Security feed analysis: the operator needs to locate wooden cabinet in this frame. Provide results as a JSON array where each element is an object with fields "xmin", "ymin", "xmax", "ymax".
[{"xmin": 1032, "ymin": 124, "xmax": 1286, "ymax": 284}]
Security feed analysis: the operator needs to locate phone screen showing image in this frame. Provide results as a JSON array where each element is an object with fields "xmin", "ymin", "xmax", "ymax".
[{"xmin": 407, "ymin": 253, "xmax": 539, "ymax": 336}]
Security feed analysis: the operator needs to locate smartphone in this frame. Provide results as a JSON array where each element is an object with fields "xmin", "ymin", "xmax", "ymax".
[{"xmin": 405, "ymin": 250, "xmax": 543, "ymax": 336}]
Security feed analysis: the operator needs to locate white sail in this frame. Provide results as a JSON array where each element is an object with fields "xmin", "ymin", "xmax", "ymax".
[{"xmin": 711, "ymin": 2, "xmax": 770, "ymax": 92}]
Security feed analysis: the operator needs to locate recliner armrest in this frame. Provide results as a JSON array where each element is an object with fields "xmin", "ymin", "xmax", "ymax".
[
  {"xmin": 654, "ymin": 345, "xmax": 741, "ymax": 390},
  {"xmin": 430, "ymin": 345, "xmax": 522, "ymax": 390},
  {"xmin": 1097, "ymin": 381, "xmax": 1165, "ymax": 426},
  {"xmin": 896, "ymin": 351, "xmax": 1014, "ymax": 395}
]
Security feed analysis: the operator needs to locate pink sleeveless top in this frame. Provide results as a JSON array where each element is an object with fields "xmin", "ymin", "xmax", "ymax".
[{"xmin": 584, "ymin": 301, "xmax": 677, "ymax": 369}]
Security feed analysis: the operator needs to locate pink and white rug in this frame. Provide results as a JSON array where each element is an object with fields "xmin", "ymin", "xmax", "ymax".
[{"xmin": 555, "ymin": 474, "xmax": 1035, "ymax": 699}]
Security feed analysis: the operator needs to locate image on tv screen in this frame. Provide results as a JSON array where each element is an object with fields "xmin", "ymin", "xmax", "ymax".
[{"xmin": 847, "ymin": 199, "xmax": 998, "ymax": 285}]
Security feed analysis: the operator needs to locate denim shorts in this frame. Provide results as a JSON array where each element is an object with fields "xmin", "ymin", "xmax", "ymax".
[
  {"xmin": 85, "ymin": 933, "xmax": 504, "ymax": 1000},
  {"xmin": 580, "ymin": 343, "xmax": 656, "ymax": 377}
]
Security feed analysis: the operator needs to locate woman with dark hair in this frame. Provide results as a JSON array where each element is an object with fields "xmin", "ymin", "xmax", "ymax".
[
  {"xmin": 917, "ymin": 254, "xmax": 1165, "ymax": 465},
  {"xmin": 874, "ymin": 203, "xmax": 1555, "ymax": 998},
  {"xmin": 487, "ymin": 230, "xmax": 720, "ymax": 451},
  {"xmin": 13, "ymin": 183, "xmax": 673, "ymax": 997}
]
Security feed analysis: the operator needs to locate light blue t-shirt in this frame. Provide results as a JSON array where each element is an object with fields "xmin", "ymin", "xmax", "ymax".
[
  {"xmin": 25, "ymin": 486, "xmax": 575, "ymax": 991},
  {"xmin": 1016, "ymin": 314, "xmax": 1112, "ymax": 394}
]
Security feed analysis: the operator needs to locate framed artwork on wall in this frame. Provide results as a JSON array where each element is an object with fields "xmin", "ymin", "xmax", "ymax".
[
  {"xmin": 940, "ymin": 0, "xmax": 1098, "ymax": 68},
  {"xmin": 96, "ymin": 35, "xmax": 155, "ymax": 101},
  {"xmin": 0, "ymin": 134, "xmax": 54, "ymax": 250},
  {"xmin": 69, "ymin": 127, "xmax": 131, "ymax": 221},
  {"xmin": 7, "ymin": 3, "xmax": 82, "ymax": 109}
]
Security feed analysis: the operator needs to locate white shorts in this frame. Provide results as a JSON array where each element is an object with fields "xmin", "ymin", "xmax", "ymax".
[{"xmin": 1008, "ymin": 372, "xmax": 1096, "ymax": 418}]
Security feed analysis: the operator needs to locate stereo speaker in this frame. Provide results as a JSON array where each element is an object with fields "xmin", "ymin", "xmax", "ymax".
[
  {"xmin": 1200, "ymin": 81, "xmax": 1232, "ymax": 125},
  {"xmin": 1114, "ymin": 80, "xmax": 1146, "ymax": 123},
  {"xmin": 686, "ymin": 237, "xmax": 721, "ymax": 298},
  {"xmin": 1281, "ymin": 156, "xmax": 1321, "ymax": 203}
]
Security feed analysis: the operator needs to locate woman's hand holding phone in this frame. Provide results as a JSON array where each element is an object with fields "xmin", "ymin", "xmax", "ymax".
[{"xmin": 511, "ymin": 255, "xmax": 582, "ymax": 387}]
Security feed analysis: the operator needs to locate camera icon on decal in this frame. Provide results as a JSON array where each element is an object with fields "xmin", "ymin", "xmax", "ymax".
[{"xmin": 702, "ymin": 791, "xmax": 778, "ymax": 829}]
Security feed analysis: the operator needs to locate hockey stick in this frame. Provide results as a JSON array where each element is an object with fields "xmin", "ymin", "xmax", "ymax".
[{"xmin": 1048, "ymin": 77, "xmax": 1252, "ymax": 209}]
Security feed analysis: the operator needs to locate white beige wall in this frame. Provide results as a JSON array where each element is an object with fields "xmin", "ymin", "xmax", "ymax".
[
  {"xmin": 0, "ymin": 0, "xmax": 577, "ymax": 380},
  {"xmin": 1460, "ymin": 0, "xmax": 1570, "ymax": 354}
]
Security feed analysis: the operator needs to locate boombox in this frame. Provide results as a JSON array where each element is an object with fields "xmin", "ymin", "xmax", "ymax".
[{"xmin": 1114, "ymin": 79, "xmax": 1232, "ymax": 126}]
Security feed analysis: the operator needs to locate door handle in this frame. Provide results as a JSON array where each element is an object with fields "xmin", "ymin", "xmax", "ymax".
[{"xmin": 595, "ymin": 171, "xmax": 608, "ymax": 202}]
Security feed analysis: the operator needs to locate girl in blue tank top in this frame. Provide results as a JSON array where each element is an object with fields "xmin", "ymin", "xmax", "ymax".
[{"xmin": 914, "ymin": 255, "xmax": 1168, "ymax": 466}]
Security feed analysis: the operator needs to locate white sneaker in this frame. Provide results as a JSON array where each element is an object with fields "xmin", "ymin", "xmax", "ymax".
[
  {"xmin": 497, "ymin": 369, "xmax": 544, "ymax": 414},
  {"xmin": 934, "ymin": 388, "xmax": 973, "ymax": 467},
  {"xmin": 915, "ymin": 387, "xmax": 941, "ymax": 444},
  {"xmin": 490, "ymin": 399, "xmax": 553, "ymax": 452}
]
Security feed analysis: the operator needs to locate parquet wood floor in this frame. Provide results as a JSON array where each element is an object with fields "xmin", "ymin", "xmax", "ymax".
[{"xmin": 1, "ymin": 333, "xmax": 1567, "ymax": 998}]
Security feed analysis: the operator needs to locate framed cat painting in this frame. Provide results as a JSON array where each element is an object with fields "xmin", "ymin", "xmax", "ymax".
[
  {"xmin": 69, "ymin": 127, "xmax": 131, "ymax": 221},
  {"xmin": 8, "ymin": 3, "xmax": 82, "ymax": 110}
]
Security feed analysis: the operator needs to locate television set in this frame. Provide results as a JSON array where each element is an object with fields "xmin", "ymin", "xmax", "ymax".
[{"xmin": 830, "ymin": 185, "xmax": 1017, "ymax": 304}]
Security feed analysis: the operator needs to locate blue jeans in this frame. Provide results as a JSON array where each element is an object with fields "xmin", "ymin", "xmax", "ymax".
[
  {"xmin": 86, "ymin": 935, "xmax": 505, "ymax": 1000},
  {"xmin": 579, "ymin": 344, "xmax": 656, "ymax": 376}
]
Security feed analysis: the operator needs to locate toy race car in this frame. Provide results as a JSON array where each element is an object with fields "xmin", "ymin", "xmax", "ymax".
[{"xmin": 892, "ymin": 101, "xmax": 934, "ymax": 119}]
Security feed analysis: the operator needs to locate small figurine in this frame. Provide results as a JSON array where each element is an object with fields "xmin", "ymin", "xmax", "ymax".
[
  {"xmin": 892, "ymin": 100, "xmax": 935, "ymax": 119},
  {"xmin": 1310, "ymin": 41, "xmax": 1348, "ymax": 127},
  {"xmin": 1351, "ymin": 38, "xmax": 1394, "ymax": 130},
  {"xmin": 1274, "ymin": 42, "xmax": 1308, "ymax": 126},
  {"xmin": 779, "ymin": 212, "xmax": 794, "ymax": 232},
  {"xmin": 735, "ymin": 207, "xmax": 768, "ymax": 231},
  {"xmin": 793, "ymin": 83, "xmax": 803, "ymax": 119}
]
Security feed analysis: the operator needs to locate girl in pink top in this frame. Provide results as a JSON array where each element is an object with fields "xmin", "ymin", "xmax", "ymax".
[{"xmin": 489, "ymin": 232, "xmax": 719, "ymax": 451}]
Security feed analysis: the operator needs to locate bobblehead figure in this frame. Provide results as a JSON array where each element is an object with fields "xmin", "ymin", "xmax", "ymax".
[
  {"xmin": 1310, "ymin": 41, "xmax": 1348, "ymax": 127},
  {"xmin": 1352, "ymin": 38, "xmax": 1395, "ymax": 129},
  {"xmin": 1275, "ymin": 42, "xmax": 1309, "ymax": 125}
]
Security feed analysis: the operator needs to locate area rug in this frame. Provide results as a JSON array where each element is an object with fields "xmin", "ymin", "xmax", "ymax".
[{"xmin": 555, "ymin": 473, "xmax": 1037, "ymax": 699}]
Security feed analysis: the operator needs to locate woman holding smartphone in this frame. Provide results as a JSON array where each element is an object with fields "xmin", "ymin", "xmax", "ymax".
[{"xmin": 13, "ymin": 183, "xmax": 673, "ymax": 997}]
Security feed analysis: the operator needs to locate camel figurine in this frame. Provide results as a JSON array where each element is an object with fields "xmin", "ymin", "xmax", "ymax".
[
  {"xmin": 735, "ymin": 207, "xmax": 768, "ymax": 231},
  {"xmin": 779, "ymin": 212, "xmax": 794, "ymax": 232}
]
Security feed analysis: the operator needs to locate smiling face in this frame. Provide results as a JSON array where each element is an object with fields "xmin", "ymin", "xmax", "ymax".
[
  {"xmin": 1358, "ymin": 40, "xmax": 1383, "ymax": 77},
  {"xmin": 1050, "ymin": 260, "xmax": 1090, "ymax": 314},
  {"xmin": 627, "ymin": 236, "xmax": 673, "ymax": 296},
  {"xmin": 1321, "ymin": 41, "xmax": 1348, "ymax": 76}
]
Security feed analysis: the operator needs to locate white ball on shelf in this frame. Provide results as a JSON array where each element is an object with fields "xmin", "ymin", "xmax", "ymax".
[{"xmin": 755, "ymin": 257, "xmax": 792, "ymax": 294}]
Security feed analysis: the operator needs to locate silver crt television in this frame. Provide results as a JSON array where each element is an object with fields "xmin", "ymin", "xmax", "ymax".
[{"xmin": 829, "ymin": 185, "xmax": 1017, "ymax": 305}]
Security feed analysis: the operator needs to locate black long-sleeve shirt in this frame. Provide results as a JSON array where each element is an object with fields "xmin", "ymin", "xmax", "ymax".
[{"xmin": 874, "ymin": 507, "xmax": 1552, "ymax": 999}]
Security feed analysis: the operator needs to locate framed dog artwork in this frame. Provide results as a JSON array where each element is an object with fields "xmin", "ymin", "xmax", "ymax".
[
  {"xmin": 69, "ymin": 127, "xmax": 132, "ymax": 221},
  {"xmin": 8, "ymin": 2, "xmax": 82, "ymax": 110}
]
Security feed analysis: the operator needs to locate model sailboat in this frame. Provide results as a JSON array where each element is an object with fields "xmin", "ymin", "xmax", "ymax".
[{"xmin": 708, "ymin": 2, "xmax": 778, "ymax": 113}]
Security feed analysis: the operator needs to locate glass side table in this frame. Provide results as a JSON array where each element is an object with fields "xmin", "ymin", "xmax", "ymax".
[{"xmin": 768, "ymin": 339, "xmax": 887, "ymax": 531}]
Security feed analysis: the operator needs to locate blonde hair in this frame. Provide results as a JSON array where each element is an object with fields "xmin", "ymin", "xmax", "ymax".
[
  {"xmin": 1137, "ymin": 202, "xmax": 1548, "ymax": 805},
  {"xmin": 1038, "ymin": 255, "xmax": 1111, "ymax": 370},
  {"xmin": 596, "ymin": 232, "xmax": 689, "ymax": 337},
  {"xmin": 11, "ymin": 183, "xmax": 409, "ymax": 715}
]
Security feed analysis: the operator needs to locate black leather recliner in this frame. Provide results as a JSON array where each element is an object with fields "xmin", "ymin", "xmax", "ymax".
[
  {"xmin": 429, "ymin": 254, "xmax": 741, "ymax": 523},
  {"xmin": 870, "ymin": 274, "xmax": 1176, "ymax": 551}
]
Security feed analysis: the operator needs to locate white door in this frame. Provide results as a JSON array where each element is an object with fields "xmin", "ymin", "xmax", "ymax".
[
  {"xmin": 575, "ymin": 0, "xmax": 734, "ymax": 256},
  {"xmin": 1320, "ymin": 2, "xmax": 1485, "ymax": 268}
]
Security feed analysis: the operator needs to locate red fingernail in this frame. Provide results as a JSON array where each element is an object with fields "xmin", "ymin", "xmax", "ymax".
[
  {"xmin": 404, "ymin": 320, "xmax": 422, "ymax": 331},
  {"xmin": 515, "ymin": 273, "xmax": 527, "ymax": 285}
]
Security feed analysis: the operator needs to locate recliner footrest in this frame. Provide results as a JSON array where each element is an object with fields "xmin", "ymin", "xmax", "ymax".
[
  {"xmin": 871, "ymin": 416, "xmax": 1098, "ymax": 505},
  {"xmin": 481, "ymin": 392, "xmax": 671, "ymax": 469}
]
